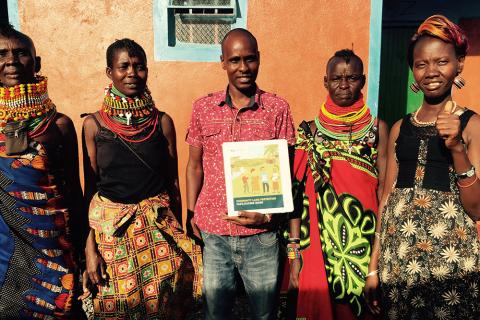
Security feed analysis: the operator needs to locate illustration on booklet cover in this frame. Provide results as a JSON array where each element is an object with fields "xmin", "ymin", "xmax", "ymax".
[{"xmin": 222, "ymin": 139, "xmax": 293, "ymax": 216}]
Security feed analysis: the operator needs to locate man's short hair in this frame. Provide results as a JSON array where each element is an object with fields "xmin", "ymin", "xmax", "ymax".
[
  {"xmin": 106, "ymin": 38, "xmax": 147, "ymax": 68},
  {"xmin": 220, "ymin": 28, "xmax": 258, "ymax": 55},
  {"xmin": 326, "ymin": 49, "xmax": 364, "ymax": 73}
]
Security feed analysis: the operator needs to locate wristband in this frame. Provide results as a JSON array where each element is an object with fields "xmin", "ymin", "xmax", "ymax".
[
  {"xmin": 457, "ymin": 175, "xmax": 478, "ymax": 188},
  {"xmin": 366, "ymin": 269, "xmax": 379, "ymax": 278},
  {"xmin": 288, "ymin": 237, "xmax": 300, "ymax": 244},
  {"xmin": 287, "ymin": 246, "xmax": 301, "ymax": 260},
  {"xmin": 456, "ymin": 166, "xmax": 476, "ymax": 180}
]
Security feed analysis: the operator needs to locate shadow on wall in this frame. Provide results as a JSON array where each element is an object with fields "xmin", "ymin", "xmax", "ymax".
[
  {"xmin": 378, "ymin": 26, "xmax": 419, "ymax": 127},
  {"xmin": 460, "ymin": 19, "xmax": 480, "ymax": 55}
]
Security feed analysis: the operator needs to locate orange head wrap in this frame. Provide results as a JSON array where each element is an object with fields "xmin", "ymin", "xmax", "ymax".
[{"xmin": 408, "ymin": 15, "xmax": 469, "ymax": 68}]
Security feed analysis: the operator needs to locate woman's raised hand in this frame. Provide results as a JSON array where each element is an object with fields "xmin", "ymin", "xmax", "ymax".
[{"xmin": 436, "ymin": 101, "xmax": 462, "ymax": 152}]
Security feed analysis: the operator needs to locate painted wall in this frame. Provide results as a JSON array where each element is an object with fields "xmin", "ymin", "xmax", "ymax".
[{"xmin": 13, "ymin": 0, "xmax": 372, "ymax": 223}]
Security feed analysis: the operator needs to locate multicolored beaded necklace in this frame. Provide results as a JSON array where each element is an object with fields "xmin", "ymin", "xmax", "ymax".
[
  {"xmin": 0, "ymin": 76, "xmax": 57, "ymax": 138},
  {"xmin": 99, "ymin": 84, "xmax": 159, "ymax": 143},
  {"xmin": 316, "ymin": 94, "xmax": 374, "ymax": 152}
]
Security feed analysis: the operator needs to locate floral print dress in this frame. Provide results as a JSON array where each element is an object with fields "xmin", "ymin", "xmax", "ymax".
[{"xmin": 379, "ymin": 111, "xmax": 480, "ymax": 320}]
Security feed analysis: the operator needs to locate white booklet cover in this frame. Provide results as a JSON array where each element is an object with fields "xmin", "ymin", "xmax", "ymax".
[{"xmin": 222, "ymin": 139, "xmax": 293, "ymax": 216}]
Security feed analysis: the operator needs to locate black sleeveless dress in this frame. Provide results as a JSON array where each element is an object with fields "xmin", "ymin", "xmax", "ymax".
[
  {"xmin": 379, "ymin": 110, "xmax": 480, "ymax": 319},
  {"xmin": 92, "ymin": 112, "xmax": 167, "ymax": 204}
]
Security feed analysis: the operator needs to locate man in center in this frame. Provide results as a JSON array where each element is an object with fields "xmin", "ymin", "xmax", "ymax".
[{"xmin": 186, "ymin": 28, "xmax": 295, "ymax": 319}]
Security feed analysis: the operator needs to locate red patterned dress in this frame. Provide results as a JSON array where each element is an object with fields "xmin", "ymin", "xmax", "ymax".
[{"xmin": 282, "ymin": 118, "xmax": 379, "ymax": 320}]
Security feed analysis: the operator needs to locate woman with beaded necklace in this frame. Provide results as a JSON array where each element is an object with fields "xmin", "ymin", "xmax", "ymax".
[
  {"xmin": 365, "ymin": 15, "xmax": 480, "ymax": 319},
  {"xmin": 0, "ymin": 24, "xmax": 85, "ymax": 318},
  {"xmin": 284, "ymin": 49, "xmax": 388, "ymax": 319},
  {"xmin": 80, "ymin": 39, "xmax": 202, "ymax": 319}
]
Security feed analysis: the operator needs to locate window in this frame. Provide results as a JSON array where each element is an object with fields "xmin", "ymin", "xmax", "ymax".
[
  {"xmin": 4, "ymin": 0, "xmax": 19, "ymax": 30},
  {"xmin": 169, "ymin": 0, "xmax": 235, "ymax": 46},
  {"xmin": 154, "ymin": 0, "xmax": 248, "ymax": 61}
]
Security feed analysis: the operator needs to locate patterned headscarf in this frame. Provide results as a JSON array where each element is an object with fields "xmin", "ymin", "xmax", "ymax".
[{"xmin": 408, "ymin": 15, "xmax": 469, "ymax": 68}]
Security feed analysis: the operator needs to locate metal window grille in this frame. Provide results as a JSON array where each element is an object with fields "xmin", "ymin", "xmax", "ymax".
[
  {"xmin": 171, "ymin": 0, "xmax": 231, "ymax": 5},
  {"xmin": 168, "ymin": 0, "xmax": 236, "ymax": 45}
]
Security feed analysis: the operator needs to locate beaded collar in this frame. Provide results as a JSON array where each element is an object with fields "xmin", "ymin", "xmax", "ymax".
[
  {"xmin": 0, "ymin": 76, "xmax": 57, "ymax": 136},
  {"xmin": 102, "ymin": 84, "xmax": 155, "ymax": 125},
  {"xmin": 99, "ymin": 84, "xmax": 159, "ymax": 143},
  {"xmin": 0, "ymin": 76, "xmax": 55, "ymax": 123},
  {"xmin": 316, "ymin": 94, "xmax": 374, "ymax": 141}
]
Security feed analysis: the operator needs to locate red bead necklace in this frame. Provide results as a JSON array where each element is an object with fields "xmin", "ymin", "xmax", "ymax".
[{"xmin": 99, "ymin": 108, "xmax": 159, "ymax": 143}]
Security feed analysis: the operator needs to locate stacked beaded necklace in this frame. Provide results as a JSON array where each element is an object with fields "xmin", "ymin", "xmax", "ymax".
[
  {"xmin": 315, "ymin": 94, "xmax": 374, "ymax": 151},
  {"xmin": 0, "ymin": 76, "xmax": 57, "ymax": 138},
  {"xmin": 99, "ymin": 84, "xmax": 159, "ymax": 143}
]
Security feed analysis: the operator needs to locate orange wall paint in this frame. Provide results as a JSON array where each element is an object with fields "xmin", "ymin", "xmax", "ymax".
[{"xmin": 17, "ymin": 0, "xmax": 372, "ymax": 224}]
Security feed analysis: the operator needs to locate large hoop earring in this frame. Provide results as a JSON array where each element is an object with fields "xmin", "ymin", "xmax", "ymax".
[
  {"xmin": 453, "ymin": 76, "xmax": 465, "ymax": 89},
  {"xmin": 410, "ymin": 82, "xmax": 420, "ymax": 93}
]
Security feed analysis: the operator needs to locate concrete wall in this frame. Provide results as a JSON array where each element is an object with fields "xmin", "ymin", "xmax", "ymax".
[{"xmin": 14, "ymin": 0, "xmax": 372, "ymax": 222}]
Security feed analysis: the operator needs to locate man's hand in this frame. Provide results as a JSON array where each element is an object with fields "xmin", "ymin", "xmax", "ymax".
[{"xmin": 223, "ymin": 211, "xmax": 270, "ymax": 227}]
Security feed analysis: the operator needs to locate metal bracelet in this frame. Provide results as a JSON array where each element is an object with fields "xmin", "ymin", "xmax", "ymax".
[{"xmin": 456, "ymin": 166, "xmax": 476, "ymax": 180}]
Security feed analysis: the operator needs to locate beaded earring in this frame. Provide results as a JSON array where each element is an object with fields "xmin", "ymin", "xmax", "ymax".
[
  {"xmin": 410, "ymin": 82, "xmax": 420, "ymax": 93},
  {"xmin": 453, "ymin": 76, "xmax": 465, "ymax": 89}
]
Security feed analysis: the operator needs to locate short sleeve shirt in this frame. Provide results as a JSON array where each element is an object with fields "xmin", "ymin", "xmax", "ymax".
[{"xmin": 186, "ymin": 86, "xmax": 296, "ymax": 236}]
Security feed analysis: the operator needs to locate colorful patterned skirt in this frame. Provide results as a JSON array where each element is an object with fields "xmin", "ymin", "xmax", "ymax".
[
  {"xmin": 88, "ymin": 193, "xmax": 203, "ymax": 319},
  {"xmin": 0, "ymin": 140, "xmax": 81, "ymax": 319}
]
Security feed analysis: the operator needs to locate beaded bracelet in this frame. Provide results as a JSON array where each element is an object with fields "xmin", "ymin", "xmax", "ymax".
[{"xmin": 287, "ymin": 246, "xmax": 301, "ymax": 260}]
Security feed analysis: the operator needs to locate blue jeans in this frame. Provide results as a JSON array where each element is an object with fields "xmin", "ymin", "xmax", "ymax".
[{"xmin": 201, "ymin": 231, "xmax": 280, "ymax": 320}]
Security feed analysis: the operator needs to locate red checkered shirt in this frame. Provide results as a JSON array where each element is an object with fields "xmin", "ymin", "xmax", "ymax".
[{"xmin": 186, "ymin": 87, "xmax": 296, "ymax": 236}]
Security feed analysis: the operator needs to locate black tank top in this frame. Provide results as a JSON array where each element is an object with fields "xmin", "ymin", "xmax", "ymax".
[
  {"xmin": 395, "ymin": 109, "xmax": 475, "ymax": 192},
  {"xmin": 92, "ymin": 112, "xmax": 167, "ymax": 204}
]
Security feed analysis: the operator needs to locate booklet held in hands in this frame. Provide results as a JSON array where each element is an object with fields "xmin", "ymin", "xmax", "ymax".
[{"xmin": 222, "ymin": 139, "xmax": 293, "ymax": 216}]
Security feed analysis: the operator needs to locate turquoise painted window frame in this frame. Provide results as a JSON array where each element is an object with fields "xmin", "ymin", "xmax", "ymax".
[
  {"xmin": 153, "ymin": 0, "xmax": 248, "ymax": 62},
  {"xmin": 7, "ymin": 0, "xmax": 20, "ymax": 30},
  {"xmin": 366, "ymin": 0, "xmax": 383, "ymax": 116}
]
